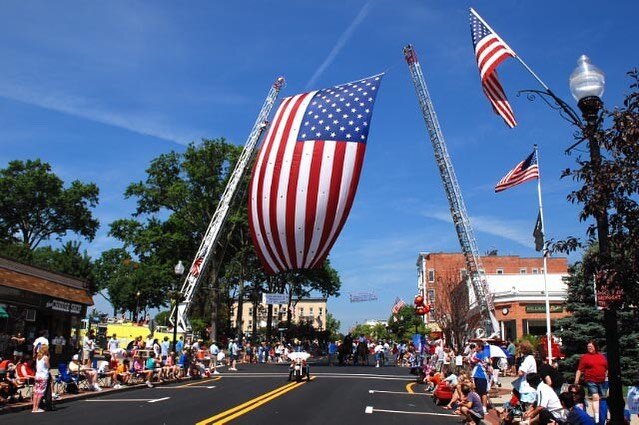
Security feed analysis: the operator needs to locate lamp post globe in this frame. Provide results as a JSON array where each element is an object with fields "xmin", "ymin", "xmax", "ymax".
[
  {"xmin": 569, "ymin": 55, "xmax": 605, "ymax": 118},
  {"xmin": 569, "ymin": 55, "xmax": 605, "ymax": 101},
  {"xmin": 174, "ymin": 260, "xmax": 185, "ymax": 276}
]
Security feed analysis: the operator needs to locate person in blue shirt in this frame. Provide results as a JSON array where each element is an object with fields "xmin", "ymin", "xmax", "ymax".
[
  {"xmin": 470, "ymin": 341, "xmax": 489, "ymax": 412},
  {"xmin": 559, "ymin": 391, "xmax": 595, "ymax": 425},
  {"xmin": 176, "ymin": 336, "xmax": 184, "ymax": 355}
]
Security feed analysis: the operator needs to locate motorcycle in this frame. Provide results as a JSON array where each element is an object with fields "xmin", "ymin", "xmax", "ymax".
[{"xmin": 288, "ymin": 352, "xmax": 311, "ymax": 382}]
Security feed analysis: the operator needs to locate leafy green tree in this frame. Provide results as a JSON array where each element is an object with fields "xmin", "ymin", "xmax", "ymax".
[
  {"xmin": 324, "ymin": 313, "xmax": 341, "ymax": 340},
  {"xmin": 0, "ymin": 159, "xmax": 99, "ymax": 249},
  {"xmin": 386, "ymin": 305, "xmax": 430, "ymax": 341}
]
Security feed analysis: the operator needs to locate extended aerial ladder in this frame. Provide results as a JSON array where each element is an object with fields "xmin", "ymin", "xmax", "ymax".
[
  {"xmin": 172, "ymin": 77, "xmax": 285, "ymax": 332},
  {"xmin": 403, "ymin": 45, "xmax": 499, "ymax": 337}
]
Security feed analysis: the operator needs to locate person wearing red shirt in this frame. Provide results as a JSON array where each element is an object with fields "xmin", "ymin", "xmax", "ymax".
[{"xmin": 574, "ymin": 340, "xmax": 608, "ymax": 420}]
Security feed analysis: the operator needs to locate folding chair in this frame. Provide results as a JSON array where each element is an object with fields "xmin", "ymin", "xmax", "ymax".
[{"xmin": 54, "ymin": 363, "xmax": 80, "ymax": 394}]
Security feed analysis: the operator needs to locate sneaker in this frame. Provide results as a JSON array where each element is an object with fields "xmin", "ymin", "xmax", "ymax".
[
  {"xmin": 52, "ymin": 393, "xmax": 60, "ymax": 400},
  {"xmin": 213, "ymin": 370, "xmax": 220, "ymax": 375},
  {"xmin": 483, "ymin": 407, "xmax": 488, "ymax": 414},
  {"xmin": 94, "ymin": 385, "xmax": 102, "ymax": 392},
  {"xmin": 146, "ymin": 381, "xmax": 154, "ymax": 388},
  {"xmin": 113, "ymin": 384, "xmax": 122, "ymax": 389}
]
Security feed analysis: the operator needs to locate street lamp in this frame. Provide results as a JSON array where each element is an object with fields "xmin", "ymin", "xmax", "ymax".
[
  {"xmin": 172, "ymin": 260, "xmax": 185, "ymax": 352},
  {"xmin": 520, "ymin": 55, "xmax": 623, "ymax": 424},
  {"xmin": 568, "ymin": 56, "xmax": 624, "ymax": 425}
]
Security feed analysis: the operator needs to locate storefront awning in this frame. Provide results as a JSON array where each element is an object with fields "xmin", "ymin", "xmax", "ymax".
[{"xmin": 0, "ymin": 268, "xmax": 93, "ymax": 305}]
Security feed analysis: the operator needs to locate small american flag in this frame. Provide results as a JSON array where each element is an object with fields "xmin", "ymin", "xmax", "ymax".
[
  {"xmin": 495, "ymin": 150, "xmax": 539, "ymax": 193},
  {"xmin": 391, "ymin": 297, "xmax": 405, "ymax": 314},
  {"xmin": 190, "ymin": 256, "xmax": 204, "ymax": 277},
  {"xmin": 470, "ymin": 8, "xmax": 517, "ymax": 128}
]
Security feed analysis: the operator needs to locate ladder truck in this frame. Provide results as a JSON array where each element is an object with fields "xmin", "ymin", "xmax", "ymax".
[
  {"xmin": 171, "ymin": 77, "xmax": 285, "ymax": 332},
  {"xmin": 403, "ymin": 45, "xmax": 499, "ymax": 338}
]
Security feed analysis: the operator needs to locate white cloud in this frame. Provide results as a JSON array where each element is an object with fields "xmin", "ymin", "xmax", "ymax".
[
  {"xmin": 305, "ymin": 2, "xmax": 371, "ymax": 89},
  {"xmin": 0, "ymin": 82, "xmax": 204, "ymax": 144}
]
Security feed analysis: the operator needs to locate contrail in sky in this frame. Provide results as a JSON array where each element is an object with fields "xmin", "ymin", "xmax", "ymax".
[{"xmin": 305, "ymin": 2, "xmax": 371, "ymax": 89}]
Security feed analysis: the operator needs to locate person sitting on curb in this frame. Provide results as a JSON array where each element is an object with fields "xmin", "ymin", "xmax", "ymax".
[
  {"xmin": 455, "ymin": 383, "xmax": 485, "ymax": 424},
  {"xmin": 523, "ymin": 373, "xmax": 564, "ymax": 425},
  {"xmin": 145, "ymin": 352, "xmax": 162, "ymax": 383},
  {"xmin": 132, "ymin": 354, "xmax": 153, "ymax": 388},
  {"xmin": 68, "ymin": 354, "xmax": 101, "ymax": 391},
  {"xmin": 114, "ymin": 359, "xmax": 131, "ymax": 387}
]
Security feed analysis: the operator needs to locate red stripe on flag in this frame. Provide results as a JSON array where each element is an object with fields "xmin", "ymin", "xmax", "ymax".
[
  {"xmin": 284, "ymin": 141, "xmax": 305, "ymax": 271},
  {"xmin": 302, "ymin": 141, "xmax": 325, "ymax": 268},
  {"xmin": 310, "ymin": 143, "xmax": 366, "ymax": 269}
]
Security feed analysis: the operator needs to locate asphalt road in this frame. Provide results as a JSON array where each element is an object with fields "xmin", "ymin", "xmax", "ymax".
[{"xmin": 3, "ymin": 363, "xmax": 460, "ymax": 425}]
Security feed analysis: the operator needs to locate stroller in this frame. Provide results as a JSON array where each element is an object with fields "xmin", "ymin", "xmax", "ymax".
[{"xmin": 499, "ymin": 389, "xmax": 534, "ymax": 424}]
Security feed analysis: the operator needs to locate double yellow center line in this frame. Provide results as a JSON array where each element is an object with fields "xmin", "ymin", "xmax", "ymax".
[{"xmin": 196, "ymin": 377, "xmax": 313, "ymax": 425}]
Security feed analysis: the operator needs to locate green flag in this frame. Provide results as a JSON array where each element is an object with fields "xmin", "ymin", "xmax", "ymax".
[{"xmin": 533, "ymin": 212, "xmax": 544, "ymax": 251}]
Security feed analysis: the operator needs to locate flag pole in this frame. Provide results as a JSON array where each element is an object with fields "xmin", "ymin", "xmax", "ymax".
[{"xmin": 535, "ymin": 145, "xmax": 553, "ymax": 364}]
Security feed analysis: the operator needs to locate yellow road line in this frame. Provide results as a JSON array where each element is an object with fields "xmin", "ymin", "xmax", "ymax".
[
  {"xmin": 196, "ymin": 381, "xmax": 299, "ymax": 425},
  {"xmin": 197, "ymin": 377, "xmax": 313, "ymax": 425},
  {"xmin": 181, "ymin": 377, "xmax": 221, "ymax": 387},
  {"xmin": 405, "ymin": 382, "xmax": 415, "ymax": 394}
]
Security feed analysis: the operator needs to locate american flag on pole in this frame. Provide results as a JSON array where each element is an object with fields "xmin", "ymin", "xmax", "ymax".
[
  {"xmin": 249, "ymin": 75, "xmax": 383, "ymax": 274},
  {"xmin": 391, "ymin": 297, "xmax": 406, "ymax": 314},
  {"xmin": 495, "ymin": 149, "xmax": 539, "ymax": 193},
  {"xmin": 470, "ymin": 8, "xmax": 517, "ymax": 128}
]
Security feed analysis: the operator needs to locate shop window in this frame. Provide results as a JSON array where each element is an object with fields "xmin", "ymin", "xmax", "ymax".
[
  {"xmin": 496, "ymin": 268, "xmax": 504, "ymax": 275},
  {"xmin": 520, "ymin": 268, "xmax": 527, "ymax": 274},
  {"xmin": 532, "ymin": 268, "xmax": 539, "ymax": 274}
]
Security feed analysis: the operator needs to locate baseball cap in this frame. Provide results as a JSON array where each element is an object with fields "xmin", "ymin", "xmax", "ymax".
[{"xmin": 72, "ymin": 354, "xmax": 79, "ymax": 360}]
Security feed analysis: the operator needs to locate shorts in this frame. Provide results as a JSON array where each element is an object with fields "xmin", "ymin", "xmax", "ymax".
[
  {"xmin": 585, "ymin": 381, "xmax": 606, "ymax": 396},
  {"xmin": 230, "ymin": 354, "xmax": 238, "ymax": 361},
  {"xmin": 473, "ymin": 377, "xmax": 488, "ymax": 396}
]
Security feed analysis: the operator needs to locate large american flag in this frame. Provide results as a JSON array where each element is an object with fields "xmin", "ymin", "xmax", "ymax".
[
  {"xmin": 470, "ymin": 8, "xmax": 517, "ymax": 128},
  {"xmin": 190, "ymin": 256, "xmax": 204, "ymax": 277},
  {"xmin": 495, "ymin": 149, "xmax": 539, "ymax": 193},
  {"xmin": 391, "ymin": 297, "xmax": 406, "ymax": 314},
  {"xmin": 249, "ymin": 75, "xmax": 383, "ymax": 274}
]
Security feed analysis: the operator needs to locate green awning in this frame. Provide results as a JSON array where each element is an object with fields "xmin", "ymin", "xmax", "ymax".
[{"xmin": 0, "ymin": 306, "xmax": 8, "ymax": 319}]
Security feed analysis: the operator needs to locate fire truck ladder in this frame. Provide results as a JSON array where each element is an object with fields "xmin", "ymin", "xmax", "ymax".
[
  {"xmin": 403, "ymin": 45, "xmax": 499, "ymax": 337},
  {"xmin": 172, "ymin": 77, "xmax": 285, "ymax": 332}
]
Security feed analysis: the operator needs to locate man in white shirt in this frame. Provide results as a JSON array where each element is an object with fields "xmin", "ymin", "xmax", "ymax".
[
  {"xmin": 209, "ymin": 341, "xmax": 220, "ymax": 374},
  {"xmin": 523, "ymin": 373, "xmax": 564, "ymax": 424},
  {"xmin": 107, "ymin": 334, "xmax": 119, "ymax": 353}
]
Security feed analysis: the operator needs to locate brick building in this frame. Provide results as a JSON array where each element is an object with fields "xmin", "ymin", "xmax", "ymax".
[{"xmin": 416, "ymin": 252, "xmax": 569, "ymax": 341}]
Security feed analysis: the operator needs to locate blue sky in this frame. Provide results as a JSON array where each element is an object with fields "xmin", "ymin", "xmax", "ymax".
[{"xmin": 1, "ymin": 1, "xmax": 637, "ymax": 331}]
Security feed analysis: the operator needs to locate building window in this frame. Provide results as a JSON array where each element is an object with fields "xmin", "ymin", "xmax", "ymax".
[
  {"xmin": 248, "ymin": 308, "xmax": 253, "ymax": 315},
  {"xmin": 300, "ymin": 308, "xmax": 304, "ymax": 316},
  {"xmin": 248, "ymin": 320, "xmax": 252, "ymax": 326},
  {"xmin": 496, "ymin": 268, "xmax": 504, "ymax": 275},
  {"xmin": 460, "ymin": 269, "xmax": 468, "ymax": 280},
  {"xmin": 310, "ymin": 307, "xmax": 314, "ymax": 315},
  {"xmin": 427, "ymin": 289, "xmax": 435, "ymax": 304},
  {"xmin": 520, "ymin": 268, "xmax": 527, "ymax": 274},
  {"xmin": 428, "ymin": 269, "xmax": 435, "ymax": 282},
  {"xmin": 319, "ymin": 308, "xmax": 323, "ymax": 316},
  {"xmin": 532, "ymin": 268, "xmax": 539, "ymax": 274}
]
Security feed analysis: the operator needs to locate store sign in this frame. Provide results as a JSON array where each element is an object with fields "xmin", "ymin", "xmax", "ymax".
[
  {"xmin": 525, "ymin": 304, "xmax": 563, "ymax": 313},
  {"xmin": 262, "ymin": 293, "xmax": 289, "ymax": 305},
  {"xmin": 44, "ymin": 298, "xmax": 82, "ymax": 314}
]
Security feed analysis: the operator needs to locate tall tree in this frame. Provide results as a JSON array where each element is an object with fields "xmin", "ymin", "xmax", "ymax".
[{"xmin": 0, "ymin": 159, "xmax": 99, "ymax": 249}]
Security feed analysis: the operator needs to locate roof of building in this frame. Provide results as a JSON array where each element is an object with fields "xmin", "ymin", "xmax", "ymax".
[{"xmin": 0, "ymin": 256, "xmax": 93, "ymax": 305}]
